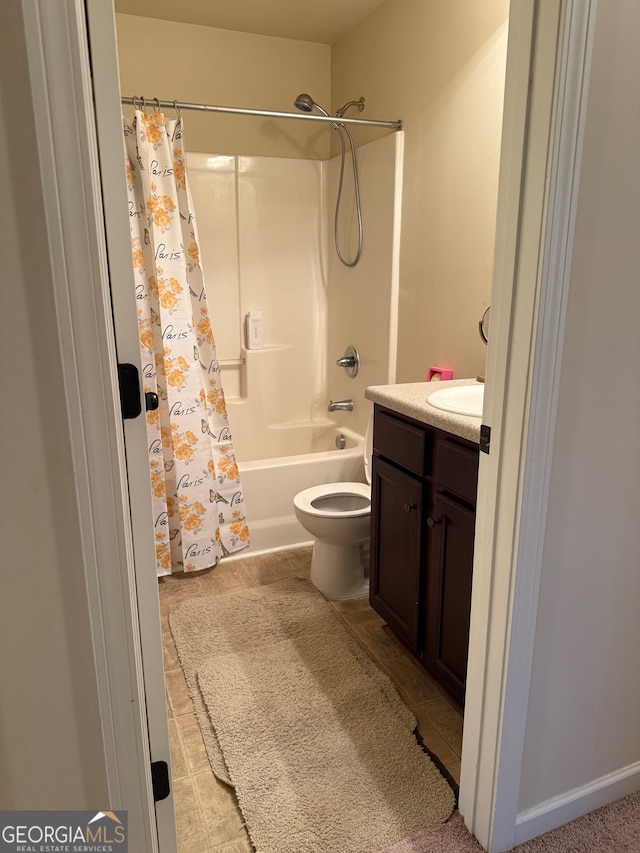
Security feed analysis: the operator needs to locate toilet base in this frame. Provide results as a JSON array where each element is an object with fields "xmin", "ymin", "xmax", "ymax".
[{"xmin": 310, "ymin": 539, "xmax": 369, "ymax": 600}]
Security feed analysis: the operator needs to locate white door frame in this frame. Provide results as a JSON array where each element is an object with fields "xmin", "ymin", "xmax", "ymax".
[
  {"xmin": 460, "ymin": 1, "xmax": 597, "ymax": 850},
  {"xmin": 83, "ymin": 2, "xmax": 178, "ymax": 847},
  {"xmin": 20, "ymin": 0, "xmax": 176, "ymax": 850},
  {"xmin": 22, "ymin": 0, "xmax": 597, "ymax": 850}
]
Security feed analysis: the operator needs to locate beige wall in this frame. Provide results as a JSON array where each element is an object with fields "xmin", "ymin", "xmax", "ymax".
[
  {"xmin": 519, "ymin": 0, "xmax": 640, "ymax": 810},
  {"xmin": 0, "ymin": 2, "xmax": 108, "ymax": 808},
  {"xmin": 117, "ymin": 4, "xmax": 508, "ymax": 381},
  {"xmin": 332, "ymin": 0, "xmax": 509, "ymax": 382},
  {"xmin": 116, "ymin": 14, "xmax": 331, "ymax": 159},
  {"xmin": 326, "ymin": 133, "xmax": 403, "ymax": 437}
]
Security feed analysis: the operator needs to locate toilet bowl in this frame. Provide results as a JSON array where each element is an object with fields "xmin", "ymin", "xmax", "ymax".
[{"xmin": 293, "ymin": 417, "xmax": 373, "ymax": 599}]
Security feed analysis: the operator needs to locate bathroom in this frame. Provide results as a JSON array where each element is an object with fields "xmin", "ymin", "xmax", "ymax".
[
  {"xmin": 115, "ymin": 0, "xmax": 508, "ymax": 847},
  {"xmin": 9, "ymin": 1, "xmax": 640, "ymax": 850},
  {"xmin": 116, "ymin": 0, "xmax": 507, "ymax": 557}
]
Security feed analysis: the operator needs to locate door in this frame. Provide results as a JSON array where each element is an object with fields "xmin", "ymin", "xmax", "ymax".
[
  {"xmin": 21, "ymin": 0, "xmax": 176, "ymax": 848},
  {"xmin": 422, "ymin": 492, "xmax": 476, "ymax": 704},
  {"xmin": 369, "ymin": 456, "xmax": 423, "ymax": 649},
  {"xmin": 82, "ymin": 2, "xmax": 178, "ymax": 849}
]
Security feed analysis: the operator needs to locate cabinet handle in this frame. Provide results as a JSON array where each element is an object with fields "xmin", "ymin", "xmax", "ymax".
[
  {"xmin": 427, "ymin": 516, "xmax": 441, "ymax": 528},
  {"xmin": 403, "ymin": 502, "xmax": 417, "ymax": 513}
]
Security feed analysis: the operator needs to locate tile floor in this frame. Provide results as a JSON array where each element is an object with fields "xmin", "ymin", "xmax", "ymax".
[{"xmin": 159, "ymin": 547, "xmax": 464, "ymax": 852}]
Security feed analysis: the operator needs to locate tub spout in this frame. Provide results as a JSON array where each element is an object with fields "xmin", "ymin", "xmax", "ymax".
[{"xmin": 328, "ymin": 399, "xmax": 354, "ymax": 412}]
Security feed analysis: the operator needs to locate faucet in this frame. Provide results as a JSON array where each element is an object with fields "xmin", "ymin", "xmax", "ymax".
[
  {"xmin": 328, "ymin": 399, "xmax": 354, "ymax": 412},
  {"xmin": 335, "ymin": 345, "xmax": 359, "ymax": 378}
]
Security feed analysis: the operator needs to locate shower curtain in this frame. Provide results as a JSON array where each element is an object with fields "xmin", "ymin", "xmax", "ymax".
[{"xmin": 124, "ymin": 110, "xmax": 249, "ymax": 575}]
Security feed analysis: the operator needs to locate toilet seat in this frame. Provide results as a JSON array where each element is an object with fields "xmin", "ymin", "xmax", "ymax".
[
  {"xmin": 293, "ymin": 482, "xmax": 371, "ymax": 519},
  {"xmin": 293, "ymin": 414, "xmax": 374, "ymax": 520}
]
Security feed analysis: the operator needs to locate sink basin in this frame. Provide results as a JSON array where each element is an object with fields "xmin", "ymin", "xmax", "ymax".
[{"xmin": 427, "ymin": 383, "xmax": 484, "ymax": 418}]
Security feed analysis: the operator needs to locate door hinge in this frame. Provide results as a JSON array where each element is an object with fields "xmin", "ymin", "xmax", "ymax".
[
  {"xmin": 117, "ymin": 363, "xmax": 142, "ymax": 419},
  {"xmin": 479, "ymin": 424, "xmax": 491, "ymax": 454},
  {"xmin": 151, "ymin": 760, "xmax": 171, "ymax": 802}
]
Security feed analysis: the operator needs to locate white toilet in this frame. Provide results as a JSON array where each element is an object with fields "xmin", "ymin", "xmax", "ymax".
[{"xmin": 293, "ymin": 418, "xmax": 373, "ymax": 599}]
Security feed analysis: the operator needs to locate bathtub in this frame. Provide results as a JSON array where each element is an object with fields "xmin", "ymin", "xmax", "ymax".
[{"xmin": 229, "ymin": 423, "xmax": 365, "ymax": 559}]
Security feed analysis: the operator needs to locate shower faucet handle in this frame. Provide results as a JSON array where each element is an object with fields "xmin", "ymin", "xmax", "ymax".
[
  {"xmin": 335, "ymin": 345, "xmax": 359, "ymax": 378},
  {"xmin": 336, "ymin": 356, "xmax": 357, "ymax": 368}
]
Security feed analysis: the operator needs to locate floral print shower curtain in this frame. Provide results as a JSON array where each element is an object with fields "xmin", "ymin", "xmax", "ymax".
[{"xmin": 124, "ymin": 110, "xmax": 249, "ymax": 575}]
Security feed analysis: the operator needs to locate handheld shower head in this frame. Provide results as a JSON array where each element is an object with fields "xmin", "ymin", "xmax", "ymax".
[
  {"xmin": 293, "ymin": 93, "xmax": 330, "ymax": 117},
  {"xmin": 292, "ymin": 91, "xmax": 365, "ymax": 267},
  {"xmin": 293, "ymin": 93, "xmax": 314, "ymax": 112}
]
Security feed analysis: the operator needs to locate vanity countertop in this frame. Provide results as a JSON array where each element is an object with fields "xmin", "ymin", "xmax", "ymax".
[{"xmin": 365, "ymin": 378, "xmax": 482, "ymax": 444}]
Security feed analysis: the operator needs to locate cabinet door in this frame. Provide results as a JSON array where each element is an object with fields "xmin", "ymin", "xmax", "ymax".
[
  {"xmin": 369, "ymin": 456, "xmax": 423, "ymax": 650},
  {"xmin": 423, "ymin": 491, "xmax": 475, "ymax": 703}
]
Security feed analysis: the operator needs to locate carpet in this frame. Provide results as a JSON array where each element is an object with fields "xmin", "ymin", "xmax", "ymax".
[
  {"xmin": 169, "ymin": 576, "xmax": 455, "ymax": 853},
  {"xmin": 380, "ymin": 791, "xmax": 640, "ymax": 852}
]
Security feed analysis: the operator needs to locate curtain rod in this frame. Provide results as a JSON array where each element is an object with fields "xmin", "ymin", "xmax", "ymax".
[{"xmin": 120, "ymin": 96, "xmax": 403, "ymax": 131}]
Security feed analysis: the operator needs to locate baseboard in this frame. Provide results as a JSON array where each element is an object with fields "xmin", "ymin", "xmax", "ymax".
[
  {"xmin": 223, "ymin": 536, "xmax": 313, "ymax": 563},
  {"xmin": 514, "ymin": 760, "xmax": 640, "ymax": 845}
]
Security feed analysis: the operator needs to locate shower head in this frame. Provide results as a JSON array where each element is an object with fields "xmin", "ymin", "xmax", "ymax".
[
  {"xmin": 335, "ymin": 97, "xmax": 366, "ymax": 118},
  {"xmin": 293, "ymin": 93, "xmax": 314, "ymax": 112},
  {"xmin": 293, "ymin": 93, "xmax": 330, "ymax": 117}
]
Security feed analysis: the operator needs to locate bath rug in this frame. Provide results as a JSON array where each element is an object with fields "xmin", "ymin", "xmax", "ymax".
[
  {"xmin": 169, "ymin": 577, "xmax": 455, "ymax": 853},
  {"xmin": 169, "ymin": 575, "xmax": 414, "ymax": 786}
]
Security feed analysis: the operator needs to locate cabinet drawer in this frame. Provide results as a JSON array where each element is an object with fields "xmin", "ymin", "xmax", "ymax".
[
  {"xmin": 436, "ymin": 438, "xmax": 479, "ymax": 504},
  {"xmin": 374, "ymin": 409, "xmax": 432, "ymax": 476}
]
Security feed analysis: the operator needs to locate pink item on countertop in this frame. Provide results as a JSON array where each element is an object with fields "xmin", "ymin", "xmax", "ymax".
[{"xmin": 427, "ymin": 367, "xmax": 453, "ymax": 382}]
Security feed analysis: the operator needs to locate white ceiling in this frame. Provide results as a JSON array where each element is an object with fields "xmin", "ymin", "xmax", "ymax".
[{"xmin": 114, "ymin": 0, "xmax": 387, "ymax": 45}]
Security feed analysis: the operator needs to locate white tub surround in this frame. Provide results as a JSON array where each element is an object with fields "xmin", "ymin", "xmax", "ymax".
[
  {"xmin": 231, "ymin": 427, "xmax": 365, "ymax": 559},
  {"xmin": 365, "ymin": 379, "xmax": 482, "ymax": 443},
  {"xmin": 188, "ymin": 134, "xmax": 403, "ymax": 462},
  {"xmin": 326, "ymin": 132, "xmax": 404, "ymax": 439},
  {"xmin": 184, "ymin": 136, "xmax": 403, "ymax": 557}
]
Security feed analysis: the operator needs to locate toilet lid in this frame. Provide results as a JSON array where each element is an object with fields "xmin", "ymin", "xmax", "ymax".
[{"xmin": 363, "ymin": 414, "xmax": 373, "ymax": 485}]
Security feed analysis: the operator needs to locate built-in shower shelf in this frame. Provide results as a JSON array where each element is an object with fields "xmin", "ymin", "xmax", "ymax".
[{"xmin": 244, "ymin": 344, "xmax": 294, "ymax": 354}]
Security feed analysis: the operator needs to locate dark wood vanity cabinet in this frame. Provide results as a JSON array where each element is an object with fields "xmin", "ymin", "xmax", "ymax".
[
  {"xmin": 369, "ymin": 405, "xmax": 479, "ymax": 705},
  {"xmin": 370, "ymin": 456, "xmax": 423, "ymax": 650}
]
